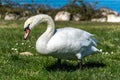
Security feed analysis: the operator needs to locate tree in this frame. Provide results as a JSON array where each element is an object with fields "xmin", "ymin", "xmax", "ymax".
[
  {"xmin": 0, "ymin": 0, "xmax": 1, "ymax": 5},
  {"xmin": 65, "ymin": 0, "xmax": 98, "ymax": 20}
]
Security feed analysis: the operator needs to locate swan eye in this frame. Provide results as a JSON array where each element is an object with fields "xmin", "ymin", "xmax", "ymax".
[{"xmin": 24, "ymin": 24, "xmax": 30, "ymax": 31}]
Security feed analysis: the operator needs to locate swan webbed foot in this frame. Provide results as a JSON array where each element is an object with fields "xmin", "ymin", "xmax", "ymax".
[{"xmin": 76, "ymin": 53, "xmax": 82, "ymax": 69}]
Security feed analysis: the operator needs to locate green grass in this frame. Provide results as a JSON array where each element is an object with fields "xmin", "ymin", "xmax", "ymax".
[{"xmin": 0, "ymin": 20, "xmax": 120, "ymax": 80}]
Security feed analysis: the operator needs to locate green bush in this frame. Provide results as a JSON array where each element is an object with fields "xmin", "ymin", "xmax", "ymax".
[{"xmin": 0, "ymin": 0, "xmax": 102, "ymax": 20}]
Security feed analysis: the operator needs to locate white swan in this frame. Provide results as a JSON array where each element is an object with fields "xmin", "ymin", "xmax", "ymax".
[{"xmin": 24, "ymin": 14, "xmax": 99, "ymax": 68}]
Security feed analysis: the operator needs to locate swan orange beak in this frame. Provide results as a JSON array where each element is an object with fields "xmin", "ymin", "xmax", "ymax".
[{"xmin": 24, "ymin": 29, "xmax": 30, "ymax": 40}]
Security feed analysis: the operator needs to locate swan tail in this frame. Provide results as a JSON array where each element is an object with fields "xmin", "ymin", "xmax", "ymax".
[
  {"xmin": 89, "ymin": 46, "xmax": 100, "ymax": 54},
  {"xmin": 82, "ymin": 46, "xmax": 100, "ymax": 58},
  {"xmin": 90, "ymin": 34, "xmax": 100, "ymax": 53},
  {"xmin": 91, "ymin": 37, "xmax": 98, "ymax": 46},
  {"xmin": 88, "ymin": 33, "xmax": 98, "ymax": 46},
  {"xmin": 91, "ymin": 46, "xmax": 100, "ymax": 52}
]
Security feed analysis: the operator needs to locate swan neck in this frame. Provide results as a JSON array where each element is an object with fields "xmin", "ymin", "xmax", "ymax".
[
  {"xmin": 46, "ymin": 17, "xmax": 55, "ymax": 33},
  {"xmin": 36, "ymin": 15, "xmax": 55, "ymax": 54}
]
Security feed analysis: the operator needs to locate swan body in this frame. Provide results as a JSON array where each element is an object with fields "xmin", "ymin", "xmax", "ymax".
[
  {"xmin": 24, "ymin": 14, "xmax": 99, "ymax": 68},
  {"xmin": 43, "ymin": 27, "xmax": 98, "ymax": 60}
]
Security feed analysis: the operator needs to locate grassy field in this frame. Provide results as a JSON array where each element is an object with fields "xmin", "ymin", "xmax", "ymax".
[{"xmin": 0, "ymin": 19, "xmax": 120, "ymax": 80}]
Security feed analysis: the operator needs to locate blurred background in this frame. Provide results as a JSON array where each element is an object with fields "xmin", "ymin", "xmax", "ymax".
[
  {"xmin": 0, "ymin": 1, "xmax": 120, "ymax": 79},
  {"xmin": 0, "ymin": 0, "xmax": 120, "ymax": 22}
]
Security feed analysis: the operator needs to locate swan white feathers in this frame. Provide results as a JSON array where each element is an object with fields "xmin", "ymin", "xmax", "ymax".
[
  {"xmin": 46, "ymin": 27, "xmax": 98, "ymax": 59},
  {"xmin": 23, "ymin": 14, "xmax": 99, "ymax": 68}
]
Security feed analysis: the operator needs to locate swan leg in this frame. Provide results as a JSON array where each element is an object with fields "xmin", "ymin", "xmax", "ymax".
[
  {"xmin": 78, "ymin": 59, "xmax": 82, "ymax": 69},
  {"xmin": 56, "ymin": 59, "xmax": 61, "ymax": 68},
  {"xmin": 76, "ymin": 53, "xmax": 83, "ymax": 69},
  {"xmin": 57, "ymin": 59, "xmax": 61, "ymax": 64}
]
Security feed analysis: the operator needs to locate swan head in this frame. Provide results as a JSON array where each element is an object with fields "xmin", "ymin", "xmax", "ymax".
[
  {"xmin": 23, "ymin": 14, "xmax": 54, "ymax": 40},
  {"xmin": 23, "ymin": 14, "xmax": 44, "ymax": 40},
  {"xmin": 23, "ymin": 17, "xmax": 32, "ymax": 40}
]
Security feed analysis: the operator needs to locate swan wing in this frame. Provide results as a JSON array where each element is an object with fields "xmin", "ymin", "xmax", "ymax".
[{"xmin": 47, "ymin": 27, "xmax": 97, "ymax": 54}]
